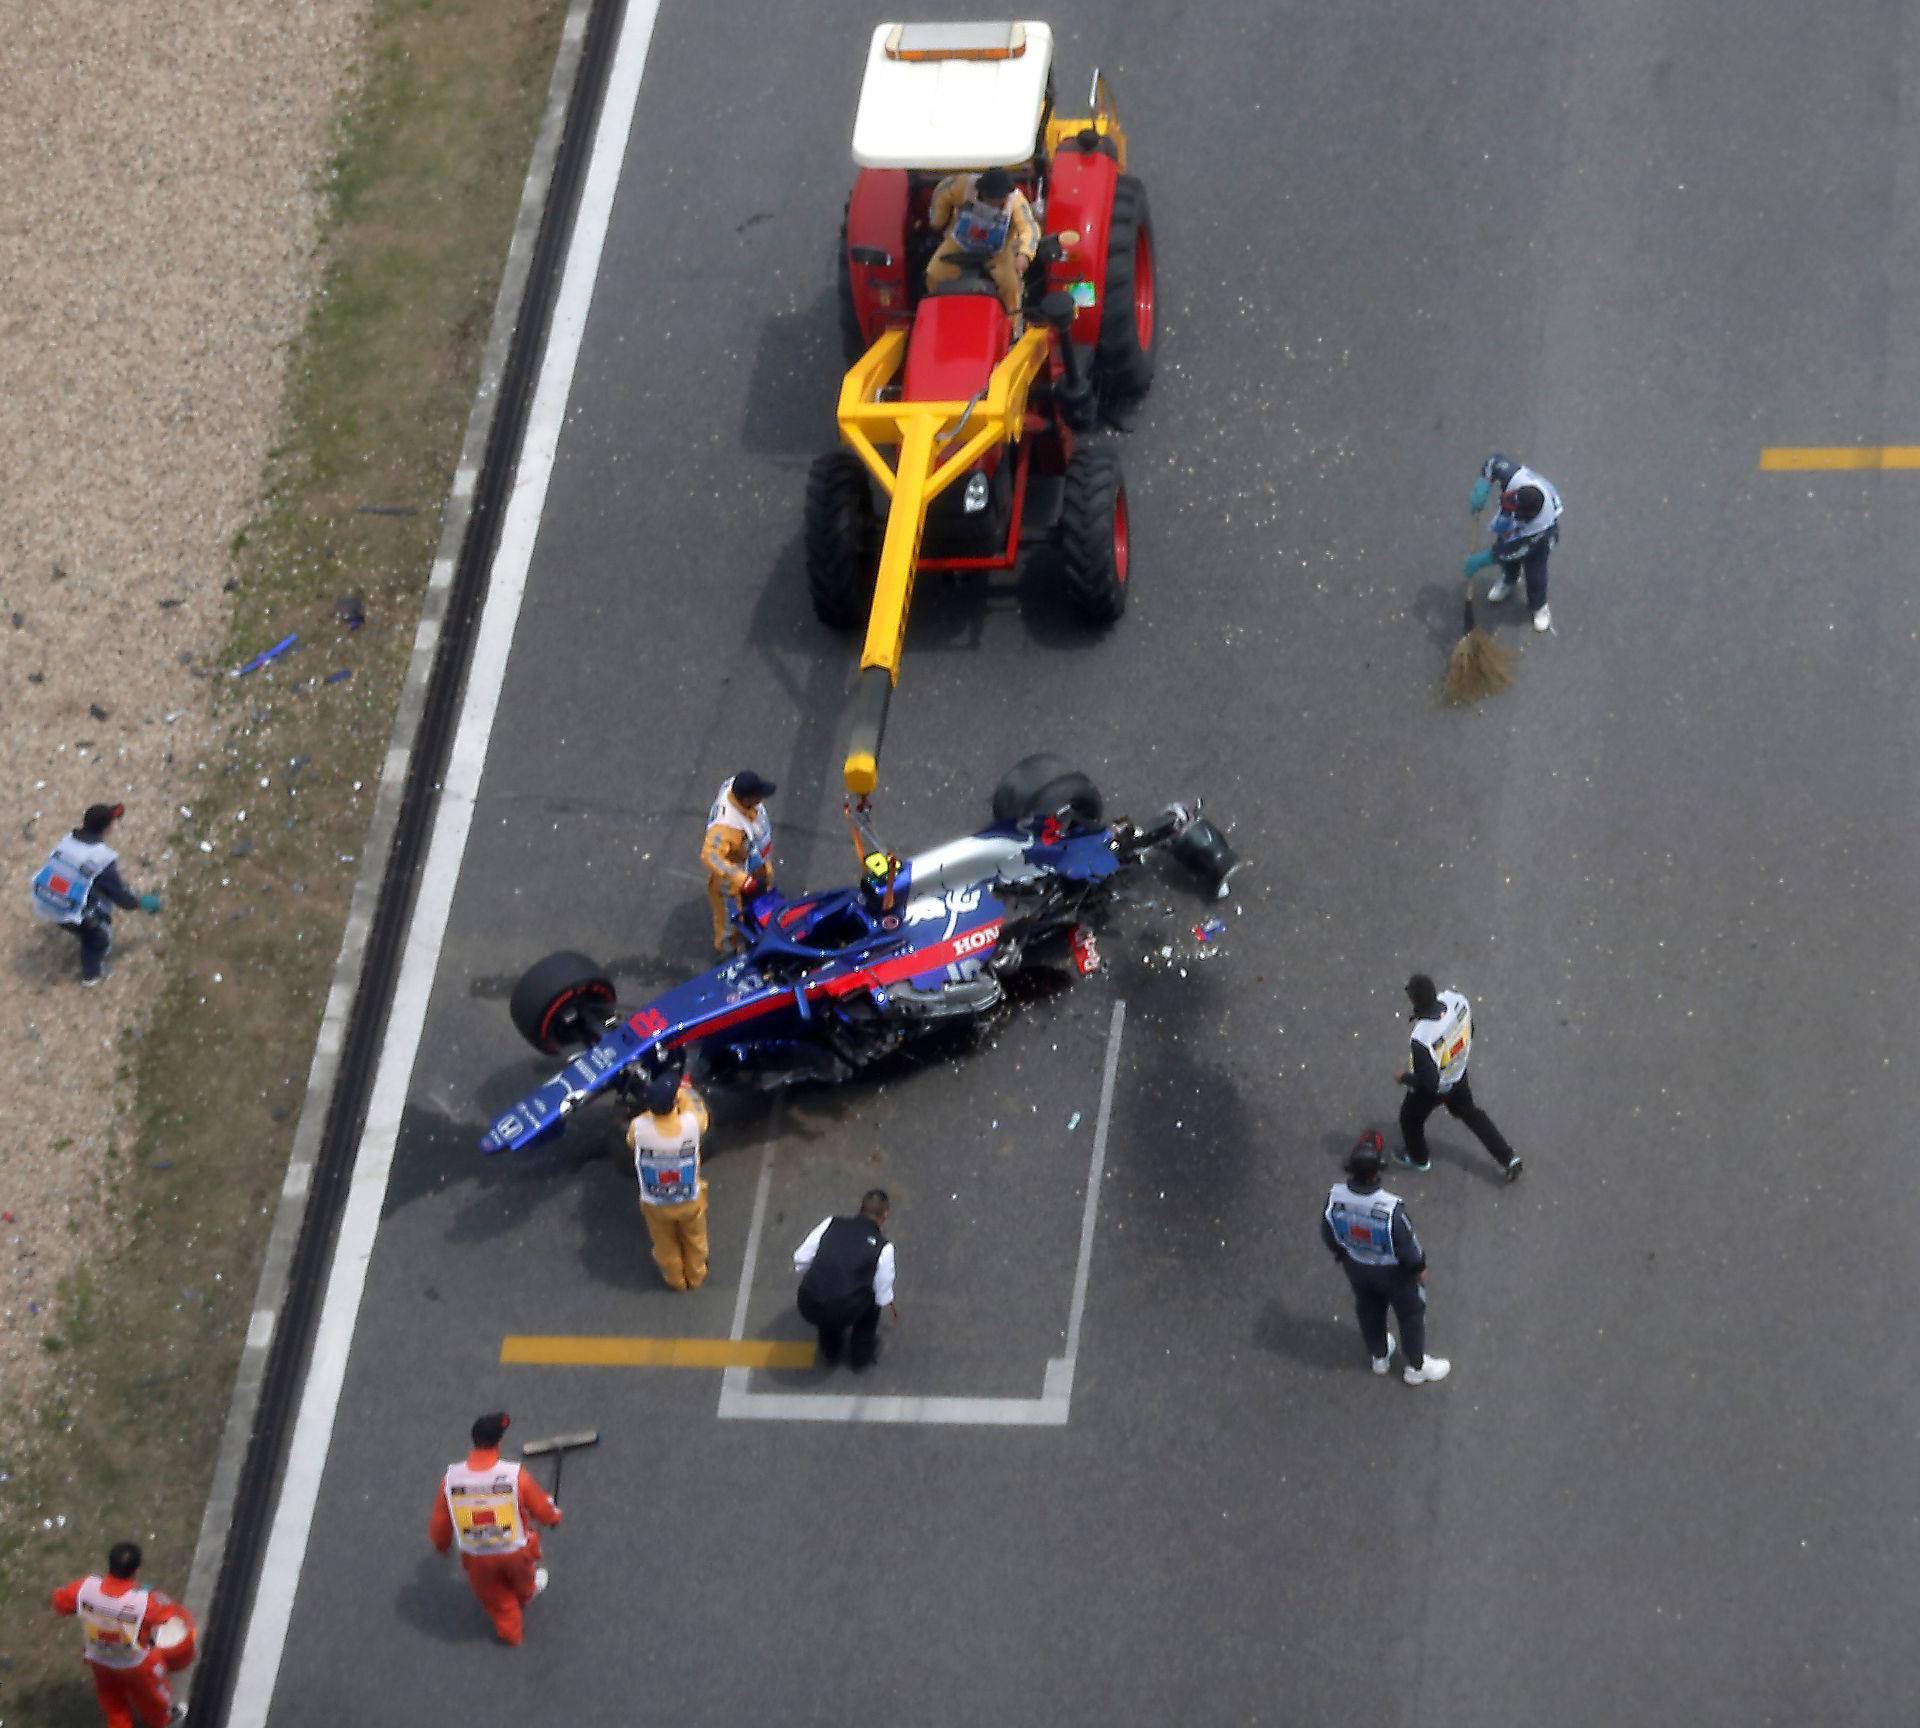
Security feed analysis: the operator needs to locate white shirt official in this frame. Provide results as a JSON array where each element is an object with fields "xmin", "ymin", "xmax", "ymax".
[{"xmin": 793, "ymin": 1217, "xmax": 896, "ymax": 1306}]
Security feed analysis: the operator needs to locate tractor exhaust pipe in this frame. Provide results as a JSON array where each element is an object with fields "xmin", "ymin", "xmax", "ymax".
[{"xmin": 1040, "ymin": 290, "xmax": 1096, "ymax": 433}]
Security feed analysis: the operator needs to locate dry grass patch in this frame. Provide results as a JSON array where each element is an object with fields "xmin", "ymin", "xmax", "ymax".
[{"xmin": 0, "ymin": 0, "xmax": 567, "ymax": 1718}]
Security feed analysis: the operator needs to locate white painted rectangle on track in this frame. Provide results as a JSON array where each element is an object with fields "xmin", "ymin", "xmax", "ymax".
[
  {"xmin": 223, "ymin": 4, "xmax": 666, "ymax": 1722},
  {"xmin": 716, "ymin": 1000, "xmax": 1126, "ymax": 1427}
]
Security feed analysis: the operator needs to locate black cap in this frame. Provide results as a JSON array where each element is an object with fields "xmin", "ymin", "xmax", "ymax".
[
  {"xmin": 645, "ymin": 1072, "xmax": 681, "ymax": 1115},
  {"xmin": 731, "ymin": 770, "xmax": 776, "ymax": 801},
  {"xmin": 1345, "ymin": 1131, "xmax": 1385, "ymax": 1178},
  {"xmin": 975, "ymin": 166, "xmax": 1015, "ymax": 200},
  {"xmin": 82, "ymin": 803, "xmax": 124, "ymax": 835},
  {"xmin": 471, "ymin": 1411, "xmax": 510, "ymax": 1448},
  {"xmin": 1405, "ymin": 973, "xmax": 1437, "ymax": 1009}
]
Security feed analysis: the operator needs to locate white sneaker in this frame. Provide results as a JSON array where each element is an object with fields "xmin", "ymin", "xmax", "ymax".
[
  {"xmin": 1532, "ymin": 605, "xmax": 1552, "ymax": 632},
  {"xmin": 532, "ymin": 1566, "xmax": 550, "ymax": 1598},
  {"xmin": 1486, "ymin": 576, "xmax": 1513, "ymax": 603},
  {"xmin": 1404, "ymin": 1355, "xmax": 1451, "ymax": 1384},
  {"xmin": 1371, "ymin": 1337, "xmax": 1396, "ymax": 1376}
]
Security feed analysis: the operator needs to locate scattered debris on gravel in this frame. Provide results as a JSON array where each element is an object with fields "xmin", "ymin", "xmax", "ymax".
[{"xmin": 0, "ymin": 0, "xmax": 371, "ymax": 1463}]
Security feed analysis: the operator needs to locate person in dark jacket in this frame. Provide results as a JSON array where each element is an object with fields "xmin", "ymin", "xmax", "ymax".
[
  {"xmin": 29, "ymin": 803, "xmax": 161, "ymax": 985},
  {"xmin": 1393, "ymin": 973, "xmax": 1522, "ymax": 1181},
  {"xmin": 793, "ymin": 1189, "xmax": 897, "ymax": 1370},
  {"xmin": 1464, "ymin": 451, "xmax": 1563, "ymax": 632},
  {"xmin": 1321, "ymin": 1133, "xmax": 1451, "ymax": 1384}
]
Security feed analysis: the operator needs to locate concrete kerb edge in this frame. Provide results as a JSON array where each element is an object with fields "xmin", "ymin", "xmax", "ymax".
[{"xmin": 181, "ymin": 0, "xmax": 595, "ymax": 1638}]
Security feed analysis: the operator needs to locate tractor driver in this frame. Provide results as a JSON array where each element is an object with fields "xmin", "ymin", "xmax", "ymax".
[{"xmin": 924, "ymin": 165, "xmax": 1039, "ymax": 317}]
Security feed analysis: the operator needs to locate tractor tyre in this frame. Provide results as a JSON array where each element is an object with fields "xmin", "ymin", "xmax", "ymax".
[
  {"xmin": 510, "ymin": 951, "xmax": 617, "ymax": 1056},
  {"xmin": 1059, "ymin": 447, "xmax": 1130, "ymax": 624},
  {"xmin": 1095, "ymin": 175, "xmax": 1157, "ymax": 405},
  {"xmin": 992, "ymin": 755, "xmax": 1104, "ymax": 828},
  {"xmin": 805, "ymin": 450, "xmax": 879, "ymax": 628},
  {"xmin": 837, "ymin": 200, "xmax": 867, "ymax": 362}
]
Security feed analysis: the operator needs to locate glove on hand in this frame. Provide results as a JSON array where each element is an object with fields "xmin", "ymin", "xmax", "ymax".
[
  {"xmin": 1469, "ymin": 476, "xmax": 1491, "ymax": 514},
  {"xmin": 1462, "ymin": 549, "xmax": 1496, "ymax": 579},
  {"xmin": 138, "ymin": 893, "xmax": 162, "ymax": 915}
]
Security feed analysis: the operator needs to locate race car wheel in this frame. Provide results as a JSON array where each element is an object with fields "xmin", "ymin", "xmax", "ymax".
[
  {"xmin": 992, "ymin": 753, "xmax": 1073, "ymax": 824},
  {"xmin": 805, "ymin": 450, "xmax": 879, "ymax": 628},
  {"xmin": 837, "ymin": 200, "xmax": 867, "ymax": 362},
  {"xmin": 1095, "ymin": 174, "xmax": 1156, "ymax": 405},
  {"xmin": 992, "ymin": 754, "xmax": 1104, "ymax": 828},
  {"xmin": 1059, "ymin": 447, "xmax": 1129, "ymax": 624},
  {"xmin": 510, "ymin": 951, "xmax": 617, "ymax": 1056}
]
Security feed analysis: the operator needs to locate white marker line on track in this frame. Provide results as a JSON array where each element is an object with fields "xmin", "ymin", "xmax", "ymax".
[
  {"xmin": 223, "ymin": 6, "xmax": 665, "ymax": 1722},
  {"xmin": 717, "ymin": 998, "xmax": 1126, "ymax": 1426},
  {"xmin": 727, "ymin": 1141, "xmax": 778, "ymax": 1345}
]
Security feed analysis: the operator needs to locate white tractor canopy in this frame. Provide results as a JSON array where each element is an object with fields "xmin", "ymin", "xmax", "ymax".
[{"xmin": 851, "ymin": 21, "xmax": 1055, "ymax": 170}]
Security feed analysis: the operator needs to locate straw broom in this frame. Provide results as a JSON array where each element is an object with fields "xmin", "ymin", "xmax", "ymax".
[{"xmin": 1444, "ymin": 512, "xmax": 1516, "ymax": 704}]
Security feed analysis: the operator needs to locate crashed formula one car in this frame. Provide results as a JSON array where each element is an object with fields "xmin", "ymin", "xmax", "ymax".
[{"xmin": 479, "ymin": 758, "xmax": 1236, "ymax": 1155}]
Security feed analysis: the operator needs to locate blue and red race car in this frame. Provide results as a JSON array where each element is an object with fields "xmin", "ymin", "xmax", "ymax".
[{"xmin": 480, "ymin": 757, "xmax": 1235, "ymax": 1155}]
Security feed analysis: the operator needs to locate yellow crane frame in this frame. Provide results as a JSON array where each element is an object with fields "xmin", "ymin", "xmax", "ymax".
[{"xmin": 837, "ymin": 323, "xmax": 1052, "ymax": 796}]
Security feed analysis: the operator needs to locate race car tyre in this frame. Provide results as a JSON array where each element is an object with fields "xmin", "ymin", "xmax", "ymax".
[
  {"xmin": 1095, "ymin": 174, "xmax": 1156, "ymax": 405},
  {"xmin": 1025, "ymin": 772, "xmax": 1105, "ymax": 828},
  {"xmin": 992, "ymin": 754, "xmax": 1104, "ymax": 827},
  {"xmin": 1059, "ymin": 447, "xmax": 1130, "ymax": 624},
  {"xmin": 991, "ymin": 753, "xmax": 1072, "ymax": 824},
  {"xmin": 510, "ymin": 951, "xmax": 617, "ymax": 1056},
  {"xmin": 837, "ymin": 200, "xmax": 866, "ymax": 362},
  {"xmin": 805, "ymin": 450, "xmax": 879, "ymax": 628}
]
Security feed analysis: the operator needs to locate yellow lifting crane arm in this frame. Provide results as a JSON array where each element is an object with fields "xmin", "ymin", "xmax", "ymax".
[{"xmin": 836, "ymin": 326, "xmax": 1051, "ymax": 797}]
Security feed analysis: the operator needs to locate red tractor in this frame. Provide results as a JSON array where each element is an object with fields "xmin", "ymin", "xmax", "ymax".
[{"xmin": 805, "ymin": 20, "xmax": 1159, "ymax": 797}]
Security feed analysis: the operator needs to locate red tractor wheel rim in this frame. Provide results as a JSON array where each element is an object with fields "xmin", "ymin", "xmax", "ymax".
[
  {"xmin": 1113, "ymin": 488, "xmax": 1130, "ymax": 584},
  {"xmin": 1133, "ymin": 224, "xmax": 1156, "ymax": 351}
]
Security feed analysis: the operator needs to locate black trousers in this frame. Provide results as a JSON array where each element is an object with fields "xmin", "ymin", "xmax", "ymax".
[
  {"xmin": 798, "ymin": 1286, "xmax": 880, "ymax": 1367},
  {"xmin": 1497, "ymin": 526, "xmax": 1556, "ymax": 613},
  {"xmin": 68, "ymin": 913, "xmax": 113, "ymax": 981},
  {"xmin": 1342, "ymin": 1261, "xmax": 1427, "ymax": 1368},
  {"xmin": 1400, "ymin": 1075, "xmax": 1514, "ymax": 1169}
]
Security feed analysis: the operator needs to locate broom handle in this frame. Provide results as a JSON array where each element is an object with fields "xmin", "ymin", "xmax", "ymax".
[{"xmin": 1462, "ymin": 504, "xmax": 1485, "ymax": 630}]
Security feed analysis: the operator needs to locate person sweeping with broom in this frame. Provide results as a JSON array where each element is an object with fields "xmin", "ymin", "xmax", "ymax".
[{"xmin": 1466, "ymin": 453, "xmax": 1562, "ymax": 633}]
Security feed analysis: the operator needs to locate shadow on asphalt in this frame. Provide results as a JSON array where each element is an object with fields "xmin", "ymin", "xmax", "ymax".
[
  {"xmin": 736, "ymin": 291, "xmax": 839, "ymax": 460},
  {"xmin": 1415, "ymin": 1132, "xmax": 1520, "ymax": 1187},
  {"xmin": 394, "ymin": 1549, "xmax": 498, "ymax": 1646},
  {"xmin": 1251, "ymin": 1296, "xmax": 1358, "ymax": 1371},
  {"xmin": 380, "ymin": 1095, "xmax": 616, "ymax": 1231},
  {"xmin": 1410, "ymin": 575, "xmax": 1532, "ymax": 666}
]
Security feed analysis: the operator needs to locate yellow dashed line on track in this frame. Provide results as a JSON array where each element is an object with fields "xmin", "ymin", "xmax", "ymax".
[
  {"xmin": 500, "ymin": 1335, "xmax": 816, "ymax": 1369},
  {"xmin": 1760, "ymin": 446, "xmax": 1920, "ymax": 470}
]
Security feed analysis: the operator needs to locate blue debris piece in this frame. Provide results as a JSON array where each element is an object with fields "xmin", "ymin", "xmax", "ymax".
[{"xmin": 230, "ymin": 633, "xmax": 299, "ymax": 677}]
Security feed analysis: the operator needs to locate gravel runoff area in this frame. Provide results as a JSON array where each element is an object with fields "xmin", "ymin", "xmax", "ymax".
[{"xmin": 0, "ymin": 1, "xmax": 369, "ymax": 1458}]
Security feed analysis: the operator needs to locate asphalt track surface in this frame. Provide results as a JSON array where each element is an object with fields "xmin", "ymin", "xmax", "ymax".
[{"xmin": 234, "ymin": 2, "xmax": 1919, "ymax": 1723}]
